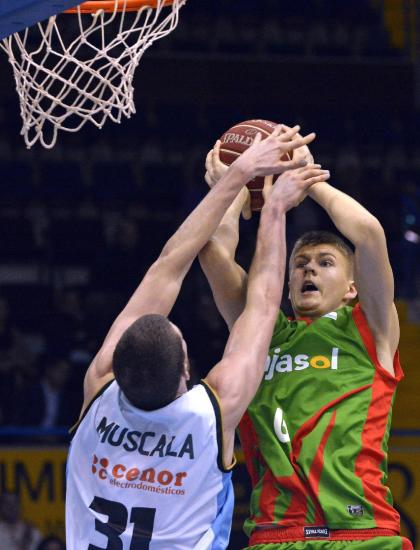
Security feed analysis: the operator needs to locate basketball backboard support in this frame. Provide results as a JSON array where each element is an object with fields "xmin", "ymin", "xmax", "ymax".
[{"xmin": 0, "ymin": 0, "xmax": 83, "ymax": 40}]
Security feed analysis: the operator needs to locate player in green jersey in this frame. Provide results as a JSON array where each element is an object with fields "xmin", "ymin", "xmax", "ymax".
[{"xmin": 199, "ymin": 139, "xmax": 413, "ymax": 550}]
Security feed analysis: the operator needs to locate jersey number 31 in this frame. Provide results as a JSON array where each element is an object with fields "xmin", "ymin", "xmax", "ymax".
[{"xmin": 88, "ymin": 496, "xmax": 156, "ymax": 549}]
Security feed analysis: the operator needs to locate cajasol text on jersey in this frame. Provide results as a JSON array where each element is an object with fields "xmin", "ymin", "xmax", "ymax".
[{"xmin": 264, "ymin": 347, "xmax": 339, "ymax": 380}]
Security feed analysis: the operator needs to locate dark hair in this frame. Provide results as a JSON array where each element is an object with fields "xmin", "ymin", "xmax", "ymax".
[
  {"xmin": 290, "ymin": 230, "xmax": 354, "ymax": 273},
  {"xmin": 113, "ymin": 314, "xmax": 185, "ymax": 410}
]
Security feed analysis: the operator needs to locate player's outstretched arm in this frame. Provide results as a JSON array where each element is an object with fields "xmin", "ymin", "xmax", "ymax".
[
  {"xmin": 198, "ymin": 187, "xmax": 249, "ymax": 330},
  {"xmin": 200, "ymin": 142, "xmax": 248, "ymax": 329},
  {"xmin": 82, "ymin": 126, "xmax": 313, "ymax": 405},
  {"xmin": 205, "ymin": 165, "xmax": 330, "ymax": 466},
  {"xmin": 199, "ymin": 130, "xmax": 316, "ymax": 329},
  {"xmin": 308, "ymin": 182, "xmax": 399, "ymax": 374}
]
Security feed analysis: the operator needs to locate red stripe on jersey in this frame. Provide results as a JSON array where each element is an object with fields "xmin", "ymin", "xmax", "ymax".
[
  {"xmin": 352, "ymin": 303, "xmax": 404, "ymax": 382},
  {"xmin": 275, "ymin": 469, "xmax": 312, "ymax": 524},
  {"xmin": 353, "ymin": 304, "xmax": 402, "ymax": 530},
  {"xmin": 239, "ymin": 412, "xmax": 289, "ymax": 524},
  {"xmin": 239, "ymin": 412, "xmax": 311, "ymax": 525},
  {"xmin": 402, "ymin": 537, "xmax": 414, "ymax": 550},
  {"xmin": 249, "ymin": 527, "xmax": 400, "ymax": 545},
  {"xmin": 238, "ymin": 412, "xmax": 261, "ymax": 487},
  {"xmin": 259, "ymin": 468, "xmax": 284, "ymax": 524},
  {"xmin": 290, "ymin": 384, "xmax": 371, "ymax": 525},
  {"xmin": 291, "ymin": 384, "xmax": 371, "ymax": 459},
  {"xmin": 290, "ymin": 316, "xmax": 312, "ymax": 325},
  {"xmin": 307, "ymin": 409, "xmax": 337, "ymax": 523}
]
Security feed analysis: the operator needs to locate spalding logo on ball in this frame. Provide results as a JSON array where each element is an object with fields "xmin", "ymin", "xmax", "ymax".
[{"xmin": 219, "ymin": 119, "xmax": 292, "ymax": 211}]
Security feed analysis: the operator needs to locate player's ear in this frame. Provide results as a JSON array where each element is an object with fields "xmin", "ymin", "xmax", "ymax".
[
  {"xmin": 183, "ymin": 356, "xmax": 190, "ymax": 381},
  {"xmin": 344, "ymin": 281, "xmax": 357, "ymax": 302}
]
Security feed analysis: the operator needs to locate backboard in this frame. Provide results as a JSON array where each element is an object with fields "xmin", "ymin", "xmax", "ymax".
[{"xmin": 0, "ymin": 0, "xmax": 83, "ymax": 39}]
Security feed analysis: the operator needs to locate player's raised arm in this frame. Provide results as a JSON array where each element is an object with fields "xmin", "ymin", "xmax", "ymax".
[
  {"xmin": 205, "ymin": 164, "xmax": 330, "ymax": 465},
  {"xmin": 82, "ymin": 125, "xmax": 312, "ymax": 407},
  {"xmin": 200, "ymin": 128, "xmax": 316, "ymax": 329},
  {"xmin": 198, "ymin": 185, "xmax": 250, "ymax": 330},
  {"xmin": 308, "ymin": 182, "xmax": 399, "ymax": 374}
]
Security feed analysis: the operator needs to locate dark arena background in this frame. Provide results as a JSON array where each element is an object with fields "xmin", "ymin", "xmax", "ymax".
[{"xmin": 0, "ymin": 1, "xmax": 419, "ymax": 548}]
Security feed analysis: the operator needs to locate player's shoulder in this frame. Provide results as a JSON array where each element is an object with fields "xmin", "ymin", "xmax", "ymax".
[
  {"xmin": 274, "ymin": 308, "xmax": 289, "ymax": 327},
  {"xmin": 270, "ymin": 309, "xmax": 295, "ymax": 344},
  {"xmin": 71, "ymin": 378, "xmax": 115, "ymax": 435}
]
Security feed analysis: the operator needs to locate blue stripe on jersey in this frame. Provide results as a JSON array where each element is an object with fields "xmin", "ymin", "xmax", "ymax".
[{"xmin": 211, "ymin": 472, "xmax": 234, "ymax": 549}]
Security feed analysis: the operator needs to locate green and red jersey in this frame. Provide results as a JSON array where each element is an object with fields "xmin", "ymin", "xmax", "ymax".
[{"xmin": 238, "ymin": 303, "xmax": 403, "ymax": 538}]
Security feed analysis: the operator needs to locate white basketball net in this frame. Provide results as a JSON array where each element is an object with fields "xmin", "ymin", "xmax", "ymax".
[{"xmin": 0, "ymin": 0, "xmax": 186, "ymax": 148}]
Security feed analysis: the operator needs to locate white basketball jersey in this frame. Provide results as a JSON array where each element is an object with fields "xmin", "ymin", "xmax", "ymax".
[{"xmin": 66, "ymin": 380, "xmax": 234, "ymax": 549}]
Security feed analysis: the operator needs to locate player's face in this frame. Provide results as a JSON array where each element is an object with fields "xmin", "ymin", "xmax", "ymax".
[{"xmin": 288, "ymin": 244, "xmax": 357, "ymax": 319}]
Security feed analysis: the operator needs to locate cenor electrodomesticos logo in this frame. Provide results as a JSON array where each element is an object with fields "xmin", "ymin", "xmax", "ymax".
[{"xmin": 91, "ymin": 455, "xmax": 187, "ymax": 495}]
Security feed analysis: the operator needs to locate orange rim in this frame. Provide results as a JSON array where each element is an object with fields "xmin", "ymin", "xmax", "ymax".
[{"xmin": 65, "ymin": 0, "xmax": 175, "ymax": 13}]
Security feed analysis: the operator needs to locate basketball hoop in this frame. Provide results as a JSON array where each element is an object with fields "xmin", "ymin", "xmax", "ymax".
[
  {"xmin": 65, "ymin": 0, "xmax": 177, "ymax": 13},
  {"xmin": 0, "ymin": 0, "xmax": 187, "ymax": 148}
]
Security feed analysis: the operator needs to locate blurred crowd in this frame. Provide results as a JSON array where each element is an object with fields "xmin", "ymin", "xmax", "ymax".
[
  {"xmin": 0, "ymin": 492, "xmax": 65, "ymax": 550},
  {"xmin": 160, "ymin": 0, "xmax": 407, "ymax": 58},
  {"xmin": 0, "ymin": 0, "xmax": 418, "ymax": 435}
]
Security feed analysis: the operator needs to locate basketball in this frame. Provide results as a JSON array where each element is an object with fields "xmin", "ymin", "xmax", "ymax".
[{"xmin": 219, "ymin": 119, "xmax": 292, "ymax": 211}]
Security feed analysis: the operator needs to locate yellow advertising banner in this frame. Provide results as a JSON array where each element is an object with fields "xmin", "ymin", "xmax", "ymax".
[
  {"xmin": 0, "ymin": 440, "xmax": 419, "ymax": 548},
  {"xmin": 387, "ymin": 435, "xmax": 420, "ymax": 547},
  {"xmin": 0, "ymin": 447, "xmax": 67, "ymax": 539}
]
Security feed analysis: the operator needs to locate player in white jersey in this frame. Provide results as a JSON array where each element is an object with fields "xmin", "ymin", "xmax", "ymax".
[{"xmin": 66, "ymin": 125, "xmax": 330, "ymax": 549}]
